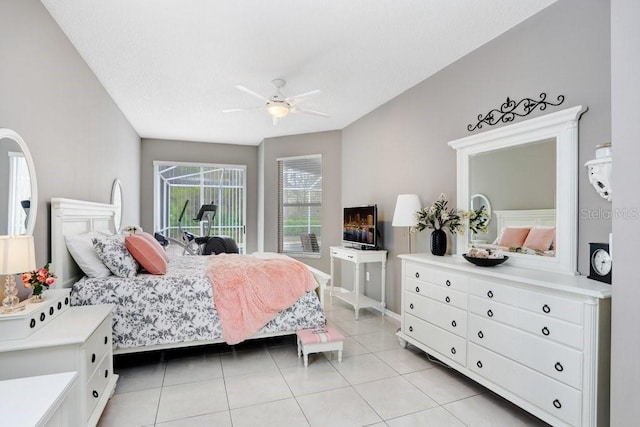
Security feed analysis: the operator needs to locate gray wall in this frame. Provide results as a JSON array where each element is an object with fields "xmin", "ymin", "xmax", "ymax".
[
  {"xmin": 140, "ymin": 139, "xmax": 259, "ymax": 253},
  {"xmin": 0, "ymin": 0, "xmax": 140, "ymax": 268},
  {"xmin": 610, "ymin": 0, "xmax": 640, "ymax": 423},
  {"xmin": 260, "ymin": 131, "xmax": 342, "ymax": 274},
  {"xmin": 342, "ymin": 0, "xmax": 611, "ymax": 314}
]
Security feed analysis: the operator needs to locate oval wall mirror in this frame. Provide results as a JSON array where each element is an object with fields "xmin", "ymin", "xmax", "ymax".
[
  {"xmin": 0, "ymin": 128, "xmax": 38, "ymax": 235},
  {"xmin": 111, "ymin": 179, "xmax": 123, "ymax": 232}
]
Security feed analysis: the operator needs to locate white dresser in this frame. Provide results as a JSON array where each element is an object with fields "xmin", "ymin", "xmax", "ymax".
[
  {"xmin": 0, "ymin": 303, "xmax": 118, "ymax": 427},
  {"xmin": 397, "ymin": 254, "xmax": 611, "ymax": 427}
]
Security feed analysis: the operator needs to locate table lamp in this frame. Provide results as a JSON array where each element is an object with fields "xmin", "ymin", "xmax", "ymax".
[
  {"xmin": 392, "ymin": 194, "xmax": 422, "ymax": 253},
  {"xmin": 0, "ymin": 235, "xmax": 36, "ymax": 314}
]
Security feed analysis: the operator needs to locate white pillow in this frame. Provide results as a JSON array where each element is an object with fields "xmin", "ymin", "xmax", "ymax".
[{"xmin": 65, "ymin": 232, "xmax": 112, "ymax": 278}]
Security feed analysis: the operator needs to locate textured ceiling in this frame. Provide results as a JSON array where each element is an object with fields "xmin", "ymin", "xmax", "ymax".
[{"xmin": 41, "ymin": 0, "xmax": 556, "ymax": 145}]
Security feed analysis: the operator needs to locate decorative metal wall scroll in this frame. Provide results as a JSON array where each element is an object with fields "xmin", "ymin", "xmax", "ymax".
[{"xmin": 467, "ymin": 93, "xmax": 565, "ymax": 132}]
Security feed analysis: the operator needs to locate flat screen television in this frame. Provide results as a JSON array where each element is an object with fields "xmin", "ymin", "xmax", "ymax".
[{"xmin": 343, "ymin": 205, "xmax": 378, "ymax": 249}]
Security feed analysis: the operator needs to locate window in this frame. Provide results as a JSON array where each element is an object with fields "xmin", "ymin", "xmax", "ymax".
[
  {"xmin": 154, "ymin": 161, "xmax": 246, "ymax": 253},
  {"xmin": 278, "ymin": 155, "xmax": 322, "ymax": 255}
]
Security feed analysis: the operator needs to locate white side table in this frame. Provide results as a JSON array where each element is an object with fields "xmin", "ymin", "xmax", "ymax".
[
  {"xmin": 329, "ymin": 246, "xmax": 387, "ymax": 319},
  {"xmin": 0, "ymin": 371, "xmax": 79, "ymax": 426}
]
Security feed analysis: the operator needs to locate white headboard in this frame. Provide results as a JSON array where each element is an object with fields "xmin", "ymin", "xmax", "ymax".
[
  {"xmin": 51, "ymin": 198, "xmax": 117, "ymax": 288},
  {"xmin": 494, "ymin": 209, "xmax": 556, "ymax": 232}
]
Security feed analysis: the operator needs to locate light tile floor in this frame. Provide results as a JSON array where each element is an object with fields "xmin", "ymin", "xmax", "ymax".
[{"xmin": 98, "ymin": 295, "xmax": 550, "ymax": 427}]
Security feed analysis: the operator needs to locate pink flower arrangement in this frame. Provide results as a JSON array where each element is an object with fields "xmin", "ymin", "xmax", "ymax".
[{"xmin": 22, "ymin": 263, "xmax": 57, "ymax": 297}]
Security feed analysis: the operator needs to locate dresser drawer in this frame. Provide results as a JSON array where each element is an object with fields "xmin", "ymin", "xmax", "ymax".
[
  {"xmin": 469, "ymin": 314, "xmax": 583, "ymax": 389},
  {"xmin": 469, "ymin": 295, "xmax": 517, "ymax": 325},
  {"xmin": 430, "ymin": 286, "xmax": 467, "ymax": 310},
  {"xmin": 469, "ymin": 343, "xmax": 581, "ymax": 426},
  {"xmin": 404, "ymin": 313, "xmax": 466, "ymax": 366},
  {"xmin": 405, "ymin": 277, "xmax": 433, "ymax": 297},
  {"xmin": 517, "ymin": 309, "xmax": 583, "ymax": 350},
  {"xmin": 86, "ymin": 354, "xmax": 112, "ymax": 421},
  {"xmin": 406, "ymin": 264, "xmax": 468, "ymax": 292},
  {"xmin": 405, "ymin": 292, "xmax": 467, "ymax": 338},
  {"xmin": 84, "ymin": 317, "xmax": 112, "ymax": 378},
  {"xmin": 518, "ymin": 288, "xmax": 584, "ymax": 325},
  {"xmin": 468, "ymin": 278, "xmax": 518, "ymax": 305}
]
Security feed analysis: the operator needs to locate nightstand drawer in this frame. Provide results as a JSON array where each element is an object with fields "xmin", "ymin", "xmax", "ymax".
[
  {"xmin": 84, "ymin": 316, "xmax": 112, "ymax": 379},
  {"xmin": 86, "ymin": 354, "xmax": 112, "ymax": 420}
]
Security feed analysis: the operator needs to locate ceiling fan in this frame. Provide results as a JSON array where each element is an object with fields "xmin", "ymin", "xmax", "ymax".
[{"xmin": 223, "ymin": 79, "xmax": 329, "ymax": 125}]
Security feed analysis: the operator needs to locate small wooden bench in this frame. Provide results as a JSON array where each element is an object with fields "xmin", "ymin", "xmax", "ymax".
[{"xmin": 296, "ymin": 326, "xmax": 344, "ymax": 367}]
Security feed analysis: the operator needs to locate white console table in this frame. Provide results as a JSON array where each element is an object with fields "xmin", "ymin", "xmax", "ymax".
[{"xmin": 330, "ymin": 246, "xmax": 387, "ymax": 319}]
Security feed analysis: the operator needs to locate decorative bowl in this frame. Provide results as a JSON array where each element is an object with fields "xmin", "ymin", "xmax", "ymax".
[{"xmin": 462, "ymin": 254, "xmax": 508, "ymax": 267}]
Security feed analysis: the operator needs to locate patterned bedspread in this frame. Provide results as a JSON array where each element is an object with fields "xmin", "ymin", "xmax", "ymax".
[{"xmin": 70, "ymin": 255, "xmax": 326, "ymax": 350}]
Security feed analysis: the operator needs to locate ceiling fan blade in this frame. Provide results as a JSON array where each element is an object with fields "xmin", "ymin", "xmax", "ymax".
[
  {"xmin": 287, "ymin": 89, "xmax": 321, "ymax": 103},
  {"xmin": 235, "ymin": 85, "xmax": 269, "ymax": 102},
  {"xmin": 222, "ymin": 106, "xmax": 264, "ymax": 113},
  {"xmin": 292, "ymin": 106, "xmax": 330, "ymax": 118}
]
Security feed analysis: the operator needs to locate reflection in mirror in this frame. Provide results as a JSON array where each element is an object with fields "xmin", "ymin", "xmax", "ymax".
[
  {"xmin": 469, "ymin": 193, "xmax": 492, "ymax": 244},
  {"xmin": 0, "ymin": 129, "xmax": 38, "ymax": 235},
  {"xmin": 469, "ymin": 139, "xmax": 556, "ymax": 247},
  {"xmin": 449, "ymin": 106, "xmax": 586, "ymax": 275}
]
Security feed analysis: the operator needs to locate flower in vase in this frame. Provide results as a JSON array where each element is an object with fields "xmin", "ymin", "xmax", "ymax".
[
  {"xmin": 415, "ymin": 193, "xmax": 465, "ymax": 234},
  {"xmin": 22, "ymin": 263, "xmax": 57, "ymax": 297}
]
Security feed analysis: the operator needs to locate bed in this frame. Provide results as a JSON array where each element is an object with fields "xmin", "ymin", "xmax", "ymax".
[{"xmin": 50, "ymin": 198, "xmax": 330, "ymax": 355}]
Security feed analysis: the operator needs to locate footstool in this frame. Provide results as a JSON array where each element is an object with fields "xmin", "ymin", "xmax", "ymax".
[{"xmin": 296, "ymin": 326, "xmax": 344, "ymax": 367}]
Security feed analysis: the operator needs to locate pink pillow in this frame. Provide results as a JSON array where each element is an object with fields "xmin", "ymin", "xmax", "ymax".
[
  {"xmin": 139, "ymin": 232, "xmax": 170, "ymax": 262},
  {"xmin": 125, "ymin": 234, "xmax": 167, "ymax": 275},
  {"xmin": 523, "ymin": 227, "xmax": 556, "ymax": 252},
  {"xmin": 499, "ymin": 227, "xmax": 531, "ymax": 248}
]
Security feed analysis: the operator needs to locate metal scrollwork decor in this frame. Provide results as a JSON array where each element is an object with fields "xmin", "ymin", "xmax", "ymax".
[{"xmin": 467, "ymin": 93, "xmax": 565, "ymax": 132}]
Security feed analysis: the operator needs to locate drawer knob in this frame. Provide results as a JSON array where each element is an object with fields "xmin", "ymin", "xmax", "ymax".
[
  {"xmin": 487, "ymin": 309, "xmax": 494, "ymax": 318},
  {"xmin": 40, "ymin": 313, "xmax": 46, "ymax": 322},
  {"xmin": 104, "ymin": 336, "xmax": 109, "ymax": 345},
  {"xmin": 30, "ymin": 319, "xmax": 36, "ymax": 328},
  {"xmin": 104, "ymin": 370, "xmax": 109, "ymax": 378},
  {"xmin": 476, "ymin": 360, "xmax": 483, "ymax": 368},
  {"xmin": 555, "ymin": 362, "xmax": 564, "ymax": 372},
  {"xmin": 542, "ymin": 304, "xmax": 551, "ymax": 314},
  {"xmin": 451, "ymin": 320, "xmax": 457, "ymax": 327},
  {"xmin": 445, "ymin": 280, "xmax": 451, "ymax": 287},
  {"xmin": 49, "ymin": 307, "xmax": 54, "ymax": 316},
  {"xmin": 542, "ymin": 326, "xmax": 550, "ymax": 336},
  {"xmin": 409, "ymin": 326, "xmax": 413, "ymax": 332},
  {"xmin": 553, "ymin": 399, "xmax": 562, "ymax": 409},
  {"xmin": 487, "ymin": 290, "xmax": 494, "ymax": 298},
  {"xmin": 477, "ymin": 331, "xmax": 484, "ymax": 339},
  {"xmin": 92, "ymin": 390, "xmax": 99, "ymax": 399},
  {"xmin": 65, "ymin": 297, "xmax": 69, "ymax": 305},
  {"xmin": 445, "ymin": 296, "xmax": 451, "ymax": 303},
  {"xmin": 57, "ymin": 302, "xmax": 62, "ymax": 310},
  {"xmin": 415, "ymin": 286, "xmax": 420, "ymax": 293},
  {"xmin": 450, "ymin": 347, "xmax": 456, "ymax": 355},
  {"xmin": 415, "ymin": 272, "xmax": 420, "ymax": 278},
  {"xmin": 91, "ymin": 353, "xmax": 96, "ymax": 363},
  {"xmin": 409, "ymin": 303, "xmax": 414, "ymax": 310}
]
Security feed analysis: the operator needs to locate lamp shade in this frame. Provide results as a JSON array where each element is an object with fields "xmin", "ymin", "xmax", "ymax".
[
  {"xmin": 0, "ymin": 235, "xmax": 36, "ymax": 275},
  {"xmin": 392, "ymin": 194, "xmax": 422, "ymax": 227}
]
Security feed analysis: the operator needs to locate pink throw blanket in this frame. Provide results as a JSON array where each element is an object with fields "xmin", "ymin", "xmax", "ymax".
[{"xmin": 206, "ymin": 253, "xmax": 317, "ymax": 344}]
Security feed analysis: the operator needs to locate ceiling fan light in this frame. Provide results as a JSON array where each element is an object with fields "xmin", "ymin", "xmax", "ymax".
[{"xmin": 267, "ymin": 102, "xmax": 289, "ymax": 119}]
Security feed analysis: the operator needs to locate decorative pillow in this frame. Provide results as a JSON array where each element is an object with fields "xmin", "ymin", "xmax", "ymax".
[
  {"xmin": 65, "ymin": 232, "xmax": 112, "ymax": 278},
  {"xmin": 498, "ymin": 227, "xmax": 531, "ymax": 248},
  {"xmin": 125, "ymin": 234, "xmax": 168, "ymax": 275},
  {"xmin": 523, "ymin": 227, "xmax": 556, "ymax": 252},
  {"xmin": 92, "ymin": 235, "xmax": 138, "ymax": 278},
  {"xmin": 139, "ymin": 232, "xmax": 170, "ymax": 262}
]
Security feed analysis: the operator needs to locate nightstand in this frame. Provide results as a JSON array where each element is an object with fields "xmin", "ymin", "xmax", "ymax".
[{"xmin": 0, "ymin": 300, "xmax": 118, "ymax": 427}]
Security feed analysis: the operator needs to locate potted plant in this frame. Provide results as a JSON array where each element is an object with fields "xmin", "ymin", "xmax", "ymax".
[{"xmin": 22, "ymin": 263, "xmax": 57, "ymax": 302}]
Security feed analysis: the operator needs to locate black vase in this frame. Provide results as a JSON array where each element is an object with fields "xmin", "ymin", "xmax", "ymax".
[{"xmin": 431, "ymin": 229, "xmax": 447, "ymax": 256}]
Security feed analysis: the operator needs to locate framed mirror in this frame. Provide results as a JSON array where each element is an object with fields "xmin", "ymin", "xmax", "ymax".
[
  {"xmin": 111, "ymin": 179, "xmax": 123, "ymax": 232},
  {"xmin": 448, "ymin": 106, "xmax": 586, "ymax": 275},
  {"xmin": 0, "ymin": 128, "xmax": 38, "ymax": 235}
]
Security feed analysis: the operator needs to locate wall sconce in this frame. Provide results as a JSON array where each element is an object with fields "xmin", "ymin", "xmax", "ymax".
[{"xmin": 585, "ymin": 143, "xmax": 612, "ymax": 201}]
